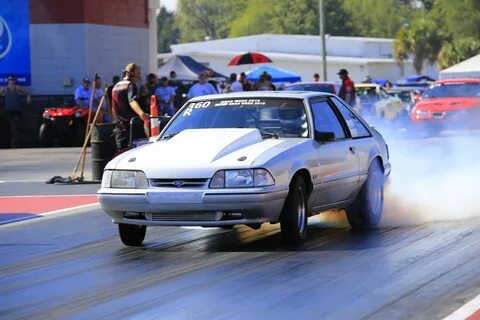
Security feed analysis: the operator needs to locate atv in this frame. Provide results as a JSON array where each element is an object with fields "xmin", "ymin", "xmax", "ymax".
[{"xmin": 39, "ymin": 106, "xmax": 91, "ymax": 147}]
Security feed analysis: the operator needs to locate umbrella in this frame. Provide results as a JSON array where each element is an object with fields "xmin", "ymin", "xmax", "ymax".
[{"xmin": 228, "ymin": 52, "xmax": 272, "ymax": 66}]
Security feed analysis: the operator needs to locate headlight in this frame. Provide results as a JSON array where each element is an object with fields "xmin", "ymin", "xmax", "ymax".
[
  {"xmin": 107, "ymin": 170, "xmax": 149, "ymax": 189},
  {"xmin": 415, "ymin": 110, "xmax": 430, "ymax": 116},
  {"xmin": 101, "ymin": 170, "xmax": 113, "ymax": 188},
  {"xmin": 209, "ymin": 169, "xmax": 274, "ymax": 188}
]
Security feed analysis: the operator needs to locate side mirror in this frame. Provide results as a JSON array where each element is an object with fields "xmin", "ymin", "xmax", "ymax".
[{"xmin": 314, "ymin": 131, "xmax": 335, "ymax": 142}]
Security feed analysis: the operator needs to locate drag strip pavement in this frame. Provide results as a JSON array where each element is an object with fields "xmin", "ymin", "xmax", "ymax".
[
  {"xmin": 0, "ymin": 194, "xmax": 98, "ymax": 224},
  {"xmin": 0, "ymin": 205, "xmax": 479, "ymax": 319}
]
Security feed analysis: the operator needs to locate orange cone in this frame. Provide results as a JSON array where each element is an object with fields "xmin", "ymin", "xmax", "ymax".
[{"xmin": 150, "ymin": 95, "xmax": 159, "ymax": 136}]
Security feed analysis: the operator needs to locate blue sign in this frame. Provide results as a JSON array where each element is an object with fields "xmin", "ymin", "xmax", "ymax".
[{"xmin": 0, "ymin": 0, "xmax": 31, "ymax": 86}]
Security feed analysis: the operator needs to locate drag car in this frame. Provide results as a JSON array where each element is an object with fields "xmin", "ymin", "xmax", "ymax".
[
  {"xmin": 355, "ymin": 83, "xmax": 403, "ymax": 121},
  {"xmin": 283, "ymin": 82, "xmax": 340, "ymax": 95},
  {"xmin": 410, "ymin": 78, "xmax": 480, "ymax": 134},
  {"xmin": 98, "ymin": 92, "xmax": 391, "ymax": 246},
  {"xmin": 39, "ymin": 106, "xmax": 89, "ymax": 147}
]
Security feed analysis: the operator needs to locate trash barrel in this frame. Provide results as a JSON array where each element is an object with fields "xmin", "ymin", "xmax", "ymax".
[{"xmin": 91, "ymin": 123, "xmax": 116, "ymax": 181}]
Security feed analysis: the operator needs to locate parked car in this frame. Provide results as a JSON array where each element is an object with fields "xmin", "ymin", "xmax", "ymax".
[
  {"xmin": 283, "ymin": 82, "xmax": 340, "ymax": 95},
  {"xmin": 387, "ymin": 87, "xmax": 418, "ymax": 114},
  {"xmin": 354, "ymin": 83, "xmax": 403, "ymax": 121},
  {"xmin": 98, "ymin": 92, "xmax": 391, "ymax": 246},
  {"xmin": 410, "ymin": 78, "xmax": 480, "ymax": 134}
]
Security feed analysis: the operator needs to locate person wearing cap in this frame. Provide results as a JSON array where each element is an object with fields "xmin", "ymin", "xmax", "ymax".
[
  {"xmin": 111, "ymin": 63, "xmax": 149, "ymax": 152},
  {"xmin": 155, "ymin": 76, "xmax": 176, "ymax": 116},
  {"xmin": 74, "ymin": 77, "xmax": 92, "ymax": 108},
  {"xmin": 313, "ymin": 73, "xmax": 320, "ymax": 82},
  {"xmin": 187, "ymin": 72, "xmax": 217, "ymax": 99},
  {"xmin": 337, "ymin": 69, "xmax": 356, "ymax": 106},
  {"xmin": 0, "ymin": 75, "xmax": 31, "ymax": 147}
]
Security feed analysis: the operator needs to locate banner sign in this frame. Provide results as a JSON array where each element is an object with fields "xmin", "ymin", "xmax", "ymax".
[{"xmin": 0, "ymin": 0, "xmax": 31, "ymax": 86}]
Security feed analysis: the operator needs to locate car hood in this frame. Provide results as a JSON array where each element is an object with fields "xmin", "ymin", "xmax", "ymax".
[
  {"xmin": 416, "ymin": 97, "xmax": 480, "ymax": 112},
  {"xmin": 109, "ymin": 128, "xmax": 293, "ymax": 178}
]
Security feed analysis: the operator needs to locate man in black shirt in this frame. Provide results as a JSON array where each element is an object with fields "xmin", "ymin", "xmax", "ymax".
[{"xmin": 112, "ymin": 63, "xmax": 150, "ymax": 151}]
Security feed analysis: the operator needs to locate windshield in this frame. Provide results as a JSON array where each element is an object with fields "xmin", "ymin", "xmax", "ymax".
[
  {"xmin": 389, "ymin": 91, "xmax": 413, "ymax": 102},
  {"xmin": 424, "ymin": 83, "xmax": 480, "ymax": 98},
  {"xmin": 284, "ymin": 84, "xmax": 335, "ymax": 94},
  {"xmin": 162, "ymin": 98, "xmax": 309, "ymax": 139}
]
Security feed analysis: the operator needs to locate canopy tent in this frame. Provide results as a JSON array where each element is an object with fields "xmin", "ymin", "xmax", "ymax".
[
  {"xmin": 157, "ymin": 55, "xmax": 227, "ymax": 81},
  {"xmin": 439, "ymin": 54, "xmax": 480, "ymax": 79},
  {"xmin": 246, "ymin": 65, "xmax": 301, "ymax": 83}
]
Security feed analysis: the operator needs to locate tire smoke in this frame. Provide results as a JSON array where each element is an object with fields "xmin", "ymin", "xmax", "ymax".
[{"xmin": 381, "ymin": 133, "xmax": 480, "ymax": 226}]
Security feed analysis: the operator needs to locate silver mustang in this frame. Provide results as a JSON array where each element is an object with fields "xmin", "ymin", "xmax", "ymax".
[{"xmin": 98, "ymin": 92, "xmax": 391, "ymax": 246}]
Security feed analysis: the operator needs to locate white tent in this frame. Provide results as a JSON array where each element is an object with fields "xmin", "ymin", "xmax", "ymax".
[{"xmin": 439, "ymin": 54, "xmax": 480, "ymax": 79}]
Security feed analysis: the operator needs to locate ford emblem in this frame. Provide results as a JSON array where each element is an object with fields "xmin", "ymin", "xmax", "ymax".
[{"xmin": 173, "ymin": 180, "xmax": 185, "ymax": 187}]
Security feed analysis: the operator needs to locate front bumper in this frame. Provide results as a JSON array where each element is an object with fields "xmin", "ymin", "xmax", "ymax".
[{"xmin": 97, "ymin": 187, "xmax": 289, "ymax": 227}]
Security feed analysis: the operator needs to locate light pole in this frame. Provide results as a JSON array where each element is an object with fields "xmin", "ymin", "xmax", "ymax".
[{"xmin": 319, "ymin": 0, "xmax": 327, "ymax": 81}]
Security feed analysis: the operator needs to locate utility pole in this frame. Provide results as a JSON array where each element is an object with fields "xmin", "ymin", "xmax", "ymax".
[{"xmin": 319, "ymin": 0, "xmax": 327, "ymax": 81}]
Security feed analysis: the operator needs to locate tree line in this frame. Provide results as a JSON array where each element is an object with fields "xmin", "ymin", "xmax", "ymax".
[{"xmin": 158, "ymin": 0, "xmax": 480, "ymax": 72}]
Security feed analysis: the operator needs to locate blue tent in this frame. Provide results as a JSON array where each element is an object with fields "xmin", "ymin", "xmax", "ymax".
[{"xmin": 246, "ymin": 65, "xmax": 301, "ymax": 83}]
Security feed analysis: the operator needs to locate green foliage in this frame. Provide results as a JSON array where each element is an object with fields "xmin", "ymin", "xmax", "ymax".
[
  {"xmin": 343, "ymin": 0, "xmax": 415, "ymax": 38},
  {"xmin": 437, "ymin": 37, "xmax": 480, "ymax": 69},
  {"xmin": 157, "ymin": 6, "xmax": 179, "ymax": 53},
  {"xmin": 176, "ymin": 0, "xmax": 247, "ymax": 42},
  {"xmin": 393, "ymin": 17, "xmax": 444, "ymax": 73},
  {"xmin": 269, "ymin": 0, "xmax": 319, "ymax": 35},
  {"xmin": 228, "ymin": 0, "xmax": 275, "ymax": 38},
  {"xmin": 430, "ymin": 0, "xmax": 480, "ymax": 39}
]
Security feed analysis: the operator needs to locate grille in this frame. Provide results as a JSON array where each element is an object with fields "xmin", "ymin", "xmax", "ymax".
[
  {"xmin": 146, "ymin": 212, "xmax": 221, "ymax": 221},
  {"xmin": 149, "ymin": 178, "xmax": 209, "ymax": 188}
]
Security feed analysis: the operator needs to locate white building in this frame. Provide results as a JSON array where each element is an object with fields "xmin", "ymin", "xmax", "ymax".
[{"xmin": 159, "ymin": 34, "xmax": 438, "ymax": 84}]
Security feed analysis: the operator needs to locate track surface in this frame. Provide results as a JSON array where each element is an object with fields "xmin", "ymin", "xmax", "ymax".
[{"xmin": 1, "ymin": 139, "xmax": 479, "ymax": 320}]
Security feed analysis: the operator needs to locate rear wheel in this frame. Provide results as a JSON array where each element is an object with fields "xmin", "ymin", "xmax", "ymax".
[
  {"xmin": 280, "ymin": 176, "xmax": 309, "ymax": 245},
  {"xmin": 39, "ymin": 123, "xmax": 54, "ymax": 147},
  {"xmin": 118, "ymin": 223, "xmax": 146, "ymax": 246},
  {"xmin": 346, "ymin": 159, "xmax": 384, "ymax": 229}
]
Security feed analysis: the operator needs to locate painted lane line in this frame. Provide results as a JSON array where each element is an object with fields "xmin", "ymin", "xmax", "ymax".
[
  {"xmin": 0, "ymin": 203, "xmax": 100, "ymax": 225},
  {"xmin": 443, "ymin": 293, "xmax": 480, "ymax": 320},
  {"xmin": 0, "ymin": 194, "xmax": 97, "ymax": 199}
]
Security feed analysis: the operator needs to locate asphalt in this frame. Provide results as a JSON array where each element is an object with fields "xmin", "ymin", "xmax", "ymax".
[{"xmin": 0, "ymin": 136, "xmax": 479, "ymax": 320}]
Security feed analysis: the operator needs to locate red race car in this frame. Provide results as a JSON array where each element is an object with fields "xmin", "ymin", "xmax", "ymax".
[{"xmin": 411, "ymin": 78, "xmax": 480, "ymax": 134}]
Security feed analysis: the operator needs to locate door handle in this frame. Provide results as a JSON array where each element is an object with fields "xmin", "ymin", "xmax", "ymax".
[{"xmin": 349, "ymin": 146, "xmax": 356, "ymax": 153}]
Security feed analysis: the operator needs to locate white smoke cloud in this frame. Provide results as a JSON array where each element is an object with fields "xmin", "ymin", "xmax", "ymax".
[{"xmin": 381, "ymin": 132, "xmax": 480, "ymax": 227}]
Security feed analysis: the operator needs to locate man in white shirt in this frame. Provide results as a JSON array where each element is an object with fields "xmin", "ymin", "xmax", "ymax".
[{"xmin": 187, "ymin": 72, "xmax": 217, "ymax": 99}]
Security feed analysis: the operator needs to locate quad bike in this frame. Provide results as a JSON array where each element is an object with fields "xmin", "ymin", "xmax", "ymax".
[{"xmin": 39, "ymin": 106, "xmax": 97, "ymax": 147}]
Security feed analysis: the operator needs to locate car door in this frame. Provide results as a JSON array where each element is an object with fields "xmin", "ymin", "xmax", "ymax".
[{"xmin": 309, "ymin": 98, "xmax": 360, "ymax": 208}]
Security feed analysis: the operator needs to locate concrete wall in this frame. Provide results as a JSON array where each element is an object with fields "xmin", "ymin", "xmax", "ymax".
[{"xmin": 30, "ymin": 24, "xmax": 150, "ymax": 95}]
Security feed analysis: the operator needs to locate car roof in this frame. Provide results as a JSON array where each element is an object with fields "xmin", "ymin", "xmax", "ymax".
[
  {"xmin": 284, "ymin": 81, "xmax": 337, "ymax": 87},
  {"xmin": 434, "ymin": 78, "xmax": 480, "ymax": 85},
  {"xmin": 187, "ymin": 91, "xmax": 336, "ymax": 102},
  {"xmin": 355, "ymin": 83, "xmax": 382, "ymax": 88}
]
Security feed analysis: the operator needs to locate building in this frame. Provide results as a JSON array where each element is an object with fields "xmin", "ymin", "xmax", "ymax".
[
  {"xmin": 159, "ymin": 34, "xmax": 438, "ymax": 84},
  {"xmin": 1, "ymin": 0, "xmax": 159, "ymax": 95}
]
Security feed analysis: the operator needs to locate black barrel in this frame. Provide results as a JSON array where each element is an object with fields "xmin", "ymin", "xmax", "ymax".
[{"xmin": 91, "ymin": 123, "xmax": 116, "ymax": 181}]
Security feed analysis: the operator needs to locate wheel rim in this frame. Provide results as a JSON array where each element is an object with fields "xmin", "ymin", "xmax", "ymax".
[
  {"xmin": 297, "ymin": 186, "xmax": 306, "ymax": 234},
  {"xmin": 369, "ymin": 172, "xmax": 383, "ymax": 216}
]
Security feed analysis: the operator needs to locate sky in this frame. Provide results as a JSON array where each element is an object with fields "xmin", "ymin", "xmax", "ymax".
[{"xmin": 159, "ymin": 0, "xmax": 178, "ymax": 12}]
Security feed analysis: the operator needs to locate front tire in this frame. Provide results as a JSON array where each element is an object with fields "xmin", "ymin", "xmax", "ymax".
[
  {"xmin": 118, "ymin": 223, "xmax": 146, "ymax": 246},
  {"xmin": 346, "ymin": 159, "xmax": 384, "ymax": 229},
  {"xmin": 280, "ymin": 176, "xmax": 309, "ymax": 245},
  {"xmin": 39, "ymin": 123, "xmax": 54, "ymax": 147}
]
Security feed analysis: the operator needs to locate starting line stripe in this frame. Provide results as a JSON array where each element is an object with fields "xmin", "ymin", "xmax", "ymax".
[
  {"xmin": 443, "ymin": 294, "xmax": 480, "ymax": 320},
  {"xmin": 0, "ymin": 203, "xmax": 99, "ymax": 225}
]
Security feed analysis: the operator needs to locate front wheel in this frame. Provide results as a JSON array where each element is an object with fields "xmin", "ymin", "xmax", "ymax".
[
  {"xmin": 280, "ymin": 176, "xmax": 309, "ymax": 245},
  {"xmin": 118, "ymin": 223, "xmax": 146, "ymax": 246},
  {"xmin": 39, "ymin": 123, "xmax": 54, "ymax": 147},
  {"xmin": 346, "ymin": 159, "xmax": 384, "ymax": 229}
]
